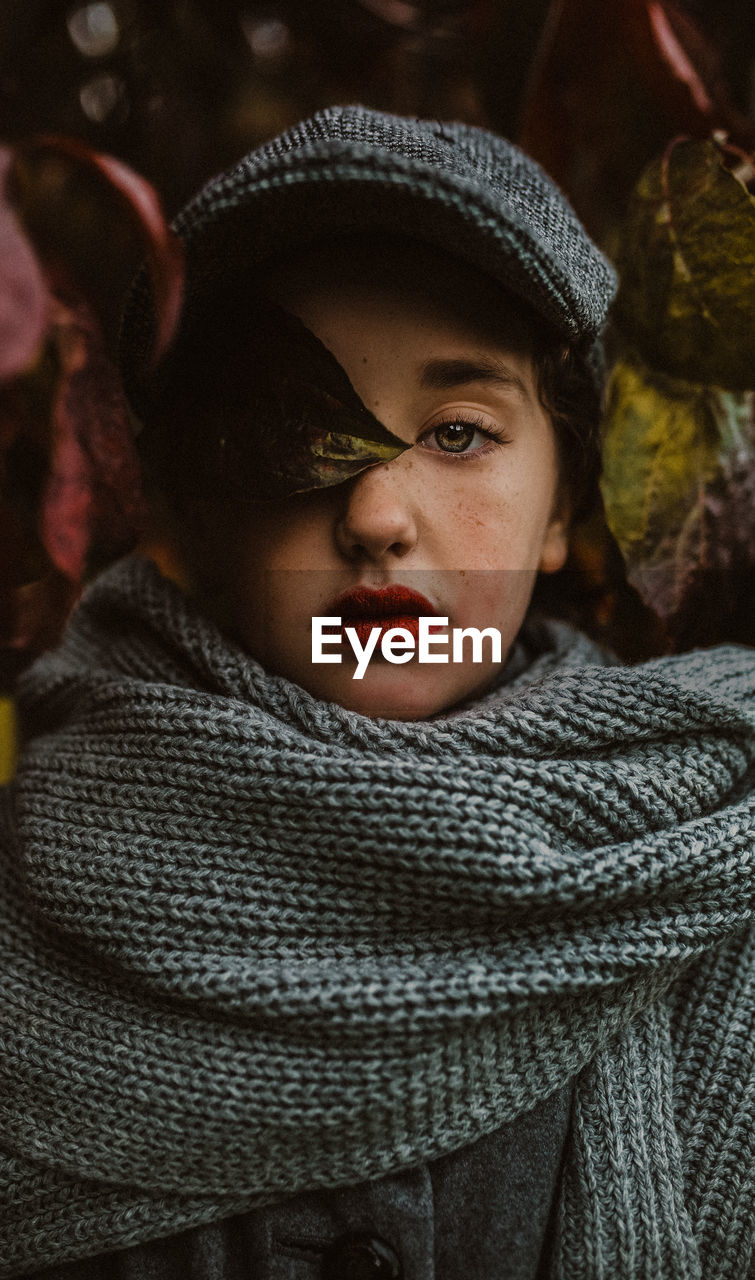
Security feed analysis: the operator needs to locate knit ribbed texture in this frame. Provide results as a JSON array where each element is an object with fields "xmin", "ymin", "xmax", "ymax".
[
  {"xmin": 119, "ymin": 105, "xmax": 616, "ymax": 418},
  {"xmin": 1, "ymin": 557, "xmax": 754, "ymax": 1277},
  {"xmin": 552, "ymin": 927, "xmax": 755, "ymax": 1280}
]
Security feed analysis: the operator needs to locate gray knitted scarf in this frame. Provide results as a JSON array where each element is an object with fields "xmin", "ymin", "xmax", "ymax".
[{"xmin": 1, "ymin": 556, "xmax": 754, "ymax": 1279}]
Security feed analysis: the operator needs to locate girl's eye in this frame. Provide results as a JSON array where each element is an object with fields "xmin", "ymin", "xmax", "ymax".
[{"xmin": 420, "ymin": 418, "xmax": 502, "ymax": 457}]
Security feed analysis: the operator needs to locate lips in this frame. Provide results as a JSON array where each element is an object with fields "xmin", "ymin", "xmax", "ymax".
[{"xmin": 324, "ymin": 585, "xmax": 443, "ymax": 647}]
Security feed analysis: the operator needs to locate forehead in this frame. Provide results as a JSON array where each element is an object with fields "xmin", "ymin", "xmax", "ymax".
[{"xmin": 259, "ymin": 234, "xmax": 544, "ymax": 357}]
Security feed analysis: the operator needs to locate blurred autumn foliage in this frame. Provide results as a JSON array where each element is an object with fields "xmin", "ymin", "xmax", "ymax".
[
  {"xmin": 0, "ymin": 137, "xmax": 183, "ymax": 701},
  {"xmin": 601, "ymin": 137, "xmax": 754, "ymax": 650},
  {"xmin": 2, "ymin": 0, "xmax": 753, "ymax": 226},
  {"xmin": 0, "ymin": 0, "xmax": 754, "ymax": 733}
]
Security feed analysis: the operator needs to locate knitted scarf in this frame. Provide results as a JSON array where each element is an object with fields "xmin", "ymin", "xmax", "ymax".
[{"xmin": 1, "ymin": 556, "xmax": 754, "ymax": 1279}]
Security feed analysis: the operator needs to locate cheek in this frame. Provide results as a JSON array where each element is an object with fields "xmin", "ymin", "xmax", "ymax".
[
  {"xmin": 439, "ymin": 434, "xmax": 562, "ymax": 570},
  {"xmin": 432, "ymin": 480, "xmax": 555, "ymax": 571},
  {"xmin": 450, "ymin": 567, "xmax": 538, "ymax": 637}
]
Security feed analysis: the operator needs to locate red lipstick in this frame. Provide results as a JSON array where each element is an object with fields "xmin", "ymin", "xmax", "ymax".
[{"xmin": 325, "ymin": 585, "xmax": 442, "ymax": 647}]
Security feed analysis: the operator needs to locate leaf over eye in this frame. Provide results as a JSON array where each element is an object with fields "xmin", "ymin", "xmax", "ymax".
[
  {"xmin": 310, "ymin": 430, "xmax": 405, "ymax": 462},
  {"xmin": 227, "ymin": 300, "xmax": 410, "ymax": 498},
  {"xmin": 260, "ymin": 384, "xmax": 407, "ymax": 499},
  {"xmin": 150, "ymin": 294, "xmax": 409, "ymax": 501},
  {"xmin": 288, "ymin": 426, "xmax": 406, "ymax": 489},
  {"xmin": 241, "ymin": 404, "xmax": 407, "ymax": 500}
]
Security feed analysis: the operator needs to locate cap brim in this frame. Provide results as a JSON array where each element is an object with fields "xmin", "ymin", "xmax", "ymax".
[{"xmin": 120, "ymin": 136, "xmax": 614, "ymax": 415}]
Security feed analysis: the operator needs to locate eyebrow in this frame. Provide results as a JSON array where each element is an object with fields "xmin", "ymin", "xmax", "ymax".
[{"xmin": 418, "ymin": 357, "xmax": 530, "ymax": 398}]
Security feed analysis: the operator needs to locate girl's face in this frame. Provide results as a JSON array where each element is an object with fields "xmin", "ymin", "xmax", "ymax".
[{"xmin": 180, "ymin": 245, "xmax": 569, "ymax": 719}]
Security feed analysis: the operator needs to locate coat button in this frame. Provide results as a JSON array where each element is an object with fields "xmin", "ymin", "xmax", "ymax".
[{"xmin": 321, "ymin": 1231, "xmax": 403, "ymax": 1280}]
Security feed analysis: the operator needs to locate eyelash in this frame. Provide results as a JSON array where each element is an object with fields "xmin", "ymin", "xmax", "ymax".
[{"xmin": 418, "ymin": 412, "xmax": 511, "ymax": 461}]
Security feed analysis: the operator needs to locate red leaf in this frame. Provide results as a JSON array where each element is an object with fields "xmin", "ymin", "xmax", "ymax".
[
  {"xmin": 36, "ymin": 139, "xmax": 184, "ymax": 368},
  {"xmin": 646, "ymin": 2, "xmax": 713, "ymax": 115},
  {"xmin": 9, "ymin": 136, "xmax": 184, "ymax": 366},
  {"xmin": 0, "ymin": 149, "xmax": 50, "ymax": 383},
  {"xmin": 41, "ymin": 295, "xmax": 145, "ymax": 581}
]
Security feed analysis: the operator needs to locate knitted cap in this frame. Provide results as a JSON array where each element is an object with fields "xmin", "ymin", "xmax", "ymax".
[{"xmin": 120, "ymin": 104, "xmax": 617, "ymax": 416}]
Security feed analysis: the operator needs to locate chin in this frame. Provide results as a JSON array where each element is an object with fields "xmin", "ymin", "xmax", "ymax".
[{"xmin": 296, "ymin": 662, "xmax": 505, "ymax": 722}]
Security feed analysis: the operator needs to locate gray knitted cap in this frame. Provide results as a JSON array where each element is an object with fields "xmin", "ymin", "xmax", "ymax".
[{"xmin": 120, "ymin": 104, "xmax": 617, "ymax": 415}]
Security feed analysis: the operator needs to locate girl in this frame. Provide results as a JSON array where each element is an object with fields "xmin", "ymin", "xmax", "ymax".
[{"xmin": 1, "ymin": 106, "xmax": 754, "ymax": 1280}]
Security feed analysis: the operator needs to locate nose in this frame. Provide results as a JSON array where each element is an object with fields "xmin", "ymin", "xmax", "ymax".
[{"xmin": 334, "ymin": 458, "xmax": 418, "ymax": 564}]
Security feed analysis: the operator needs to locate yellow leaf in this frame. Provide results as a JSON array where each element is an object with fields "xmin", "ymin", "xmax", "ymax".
[
  {"xmin": 601, "ymin": 358, "xmax": 722, "ymax": 557},
  {"xmin": 0, "ymin": 697, "xmax": 17, "ymax": 785}
]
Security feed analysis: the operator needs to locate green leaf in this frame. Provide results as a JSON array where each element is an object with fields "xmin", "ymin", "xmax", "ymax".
[
  {"xmin": 614, "ymin": 137, "xmax": 755, "ymax": 389},
  {"xmin": 278, "ymin": 424, "xmax": 406, "ymax": 494}
]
